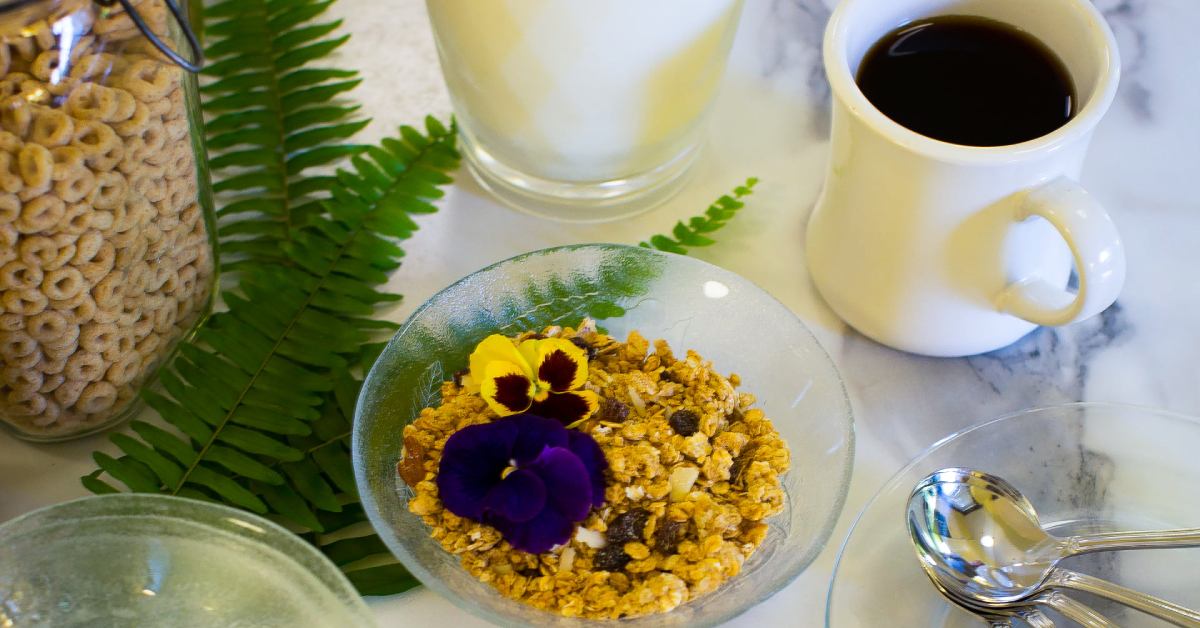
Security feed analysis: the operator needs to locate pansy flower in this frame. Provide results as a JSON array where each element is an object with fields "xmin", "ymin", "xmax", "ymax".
[
  {"xmin": 467, "ymin": 335, "xmax": 598, "ymax": 425},
  {"xmin": 437, "ymin": 413, "xmax": 607, "ymax": 554}
]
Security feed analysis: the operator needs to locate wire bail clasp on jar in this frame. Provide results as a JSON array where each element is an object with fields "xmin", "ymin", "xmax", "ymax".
[{"xmin": 93, "ymin": 0, "xmax": 203, "ymax": 72}]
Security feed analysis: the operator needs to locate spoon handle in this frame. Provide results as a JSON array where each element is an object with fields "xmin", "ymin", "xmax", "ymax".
[
  {"xmin": 1049, "ymin": 569, "xmax": 1200, "ymax": 627},
  {"xmin": 1067, "ymin": 528, "xmax": 1200, "ymax": 554},
  {"xmin": 1015, "ymin": 607, "xmax": 1057, "ymax": 628},
  {"xmin": 1034, "ymin": 591, "xmax": 1115, "ymax": 628}
]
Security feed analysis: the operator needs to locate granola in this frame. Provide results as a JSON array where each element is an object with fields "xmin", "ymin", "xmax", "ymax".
[{"xmin": 400, "ymin": 320, "xmax": 791, "ymax": 619}]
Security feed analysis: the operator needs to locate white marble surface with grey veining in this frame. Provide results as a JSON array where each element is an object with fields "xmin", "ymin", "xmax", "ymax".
[{"xmin": 1, "ymin": 0, "xmax": 1198, "ymax": 626}]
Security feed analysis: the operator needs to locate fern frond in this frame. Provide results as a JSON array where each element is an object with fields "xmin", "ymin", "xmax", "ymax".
[
  {"xmin": 640, "ymin": 177, "xmax": 758, "ymax": 255},
  {"xmin": 84, "ymin": 119, "xmax": 459, "ymax": 595},
  {"xmin": 201, "ymin": 0, "xmax": 367, "ymax": 269}
]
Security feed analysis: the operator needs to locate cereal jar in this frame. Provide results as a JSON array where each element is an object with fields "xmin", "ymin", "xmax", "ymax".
[{"xmin": 0, "ymin": 0, "xmax": 214, "ymax": 440}]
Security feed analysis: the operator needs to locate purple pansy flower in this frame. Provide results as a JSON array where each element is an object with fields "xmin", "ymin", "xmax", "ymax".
[{"xmin": 437, "ymin": 413, "xmax": 607, "ymax": 554}]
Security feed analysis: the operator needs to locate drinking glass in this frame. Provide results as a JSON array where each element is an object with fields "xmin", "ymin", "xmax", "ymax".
[{"xmin": 425, "ymin": 0, "xmax": 745, "ymax": 222}]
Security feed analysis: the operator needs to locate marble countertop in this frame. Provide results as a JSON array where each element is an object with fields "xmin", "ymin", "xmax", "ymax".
[{"xmin": 2, "ymin": 0, "xmax": 1198, "ymax": 625}]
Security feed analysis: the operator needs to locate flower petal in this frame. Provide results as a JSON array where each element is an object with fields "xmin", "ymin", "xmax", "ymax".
[
  {"xmin": 487, "ymin": 505, "xmax": 575, "ymax": 554},
  {"xmin": 530, "ymin": 390, "xmax": 598, "ymax": 425},
  {"xmin": 469, "ymin": 335, "xmax": 532, "ymax": 391},
  {"xmin": 509, "ymin": 413, "xmax": 568, "ymax": 466},
  {"xmin": 436, "ymin": 420, "xmax": 519, "ymax": 519},
  {"xmin": 482, "ymin": 468, "xmax": 546, "ymax": 523},
  {"xmin": 481, "ymin": 361, "xmax": 533, "ymax": 416},
  {"xmin": 534, "ymin": 338, "xmax": 588, "ymax": 392},
  {"xmin": 567, "ymin": 430, "xmax": 608, "ymax": 509},
  {"xmin": 528, "ymin": 446, "xmax": 593, "ymax": 522}
]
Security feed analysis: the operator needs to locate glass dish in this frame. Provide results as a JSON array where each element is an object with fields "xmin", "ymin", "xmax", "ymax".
[
  {"xmin": 0, "ymin": 494, "xmax": 374, "ymax": 627},
  {"xmin": 826, "ymin": 402, "xmax": 1200, "ymax": 627},
  {"xmin": 354, "ymin": 243, "xmax": 855, "ymax": 626}
]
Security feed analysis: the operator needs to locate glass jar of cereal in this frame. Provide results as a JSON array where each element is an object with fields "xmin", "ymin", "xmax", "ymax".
[{"xmin": 0, "ymin": 0, "xmax": 214, "ymax": 441}]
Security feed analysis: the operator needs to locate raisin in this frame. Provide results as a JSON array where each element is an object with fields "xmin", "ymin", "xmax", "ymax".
[
  {"xmin": 660, "ymin": 370, "xmax": 676, "ymax": 383},
  {"xmin": 396, "ymin": 435, "xmax": 427, "ymax": 487},
  {"xmin": 729, "ymin": 446, "xmax": 756, "ymax": 485},
  {"xmin": 668, "ymin": 409, "xmax": 700, "ymax": 436},
  {"xmin": 593, "ymin": 545, "xmax": 631, "ymax": 572},
  {"xmin": 606, "ymin": 508, "xmax": 650, "ymax": 545},
  {"xmin": 569, "ymin": 336, "xmax": 597, "ymax": 360},
  {"xmin": 451, "ymin": 368, "xmax": 469, "ymax": 387},
  {"xmin": 517, "ymin": 566, "xmax": 541, "ymax": 578},
  {"xmin": 654, "ymin": 520, "xmax": 686, "ymax": 554},
  {"xmin": 597, "ymin": 398, "xmax": 630, "ymax": 423}
]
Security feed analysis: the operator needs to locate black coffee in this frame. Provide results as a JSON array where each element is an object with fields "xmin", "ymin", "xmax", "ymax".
[{"xmin": 855, "ymin": 15, "xmax": 1075, "ymax": 147}]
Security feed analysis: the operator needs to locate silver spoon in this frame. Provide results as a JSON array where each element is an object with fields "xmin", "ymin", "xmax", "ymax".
[
  {"xmin": 908, "ymin": 468, "xmax": 1200, "ymax": 627},
  {"xmin": 929, "ymin": 564, "xmax": 1111, "ymax": 627}
]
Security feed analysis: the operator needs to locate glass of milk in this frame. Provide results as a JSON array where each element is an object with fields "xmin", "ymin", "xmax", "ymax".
[{"xmin": 426, "ymin": 0, "xmax": 745, "ymax": 222}]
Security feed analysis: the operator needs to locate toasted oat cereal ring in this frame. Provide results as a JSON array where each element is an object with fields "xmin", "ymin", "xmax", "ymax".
[
  {"xmin": 167, "ymin": 150, "xmax": 193, "ymax": 180},
  {"xmin": 53, "ymin": 376, "xmax": 86, "ymax": 406},
  {"xmin": 16, "ymin": 195, "xmax": 64, "ymax": 234},
  {"xmin": 0, "ymin": 329, "xmax": 37, "ymax": 358},
  {"xmin": 0, "ymin": 130, "xmax": 18, "ymax": 155},
  {"xmin": 53, "ymin": 293, "xmax": 96, "ymax": 326},
  {"xmin": 130, "ymin": 170, "xmax": 167, "ymax": 203},
  {"xmin": 18, "ymin": 234, "xmax": 57, "ymax": 267},
  {"xmin": 54, "ymin": 169, "xmax": 96, "ymax": 205},
  {"xmin": 90, "ymin": 302, "xmax": 117, "ymax": 325},
  {"xmin": 73, "ymin": 120, "xmax": 124, "ymax": 171},
  {"xmin": 0, "ymin": 153, "xmax": 24, "ymax": 194},
  {"xmin": 30, "ymin": 51, "xmax": 64, "ymax": 83},
  {"xmin": 25, "ymin": 310, "xmax": 68, "ymax": 342},
  {"xmin": 107, "ymin": 227, "xmax": 138, "ymax": 250},
  {"xmin": 3, "ymin": 365, "xmax": 42, "ymax": 394},
  {"xmin": 71, "ymin": 230, "xmax": 103, "ymax": 264},
  {"xmin": 137, "ymin": 118, "xmax": 166, "ymax": 153},
  {"xmin": 78, "ymin": 322, "xmax": 117, "ymax": 354},
  {"xmin": 0, "ymin": 43, "xmax": 9, "ymax": 76},
  {"xmin": 77, "ymin": 382, "xmax": 120, "ymax": 416},
  {"xmin": 17, "ymin": 143, "xmax": 53, "ymax": 191},
  {"xmin": 160, "ymin": 268, "xmax": 179, "ymax": 294},
  {"xmin": 9, "ymin": 344, "xmax": 42, "ymax": 369},
  {"xmin": 43, "ymin": 266, "xmax": 85, "ymax": 300},
  {"xmin": 38, "ymin": 372, "xmax": 64, "ymax": 394},
  {"xmin": 104, "ymin": 352, "xmax": 139, "ymax": 386},
  {"xmin": 140, "ymin": 222, "xmax": 163, "ymax": 247},
  {"xmin": 0, "ymin": 312, "xmax": 24, "ymax": 332},
  {"xmin": 49, "ymin": 146, "xmax": 86, "ymax": 181},
  {"xmin": 113, "ymin": 101, "xmax": 149, "ymax": 138},
  {"xmin": 6, "ymin": 390, "xmax": 46, "ymax": 417},
  {"xmin": 29, "ymin": 108, "xmax": 74, "ymax": 148},
  {"xmin": 65, "ymin": 82, "xmax": 120, "ymax": 121},
  {"xmin": 0, "ymin": 224, "xmax": 16, "ymax": 251},
  {"xmin": 86, "ymin": 170, "xmax": 126, "ymax": 210},
  {"xmin": 2, "ymin": 288, "xmax": 47, "ymax": 316},
  {"xmin": 119, "ymin": 58, "xmax": 175, "ymax": 101},
  {"xmin": 102, "ymin": 330, "xmax": 135, "ymax": 362},
  {"xmin": 71, "ymin": 53, "xmax": 119, "ymax": 82},
  {"xmin": 1, "ymin": 259, "xmax": 44, "ymax": 291},
  {"xmin": 116, "ymin": 304, "xmax": 138, "ymax": 328},
  {"xmin": 29, "ymin": 21, "xmax": 57, "ymax": 53},
  {"xmin": 77, "ymin": 242, "xmax": 115, "ymax": 284},
  {"xmin": 31, "ymin": 397, "xmax": 62, "ymax": 426},
  {"xmin": 0, "ymin": 96, "xmax": 32, "ymax": 137},
  {"xmin": 110, "ymin": 88, "xmax": 136, "ymax": 122},
  {"xmin": 37, "ymin": 355, "xmax": 66, "ymax": 375},
  {"xmin": 91, "ymin": 271, "xmax": 125, "ymax": 309}
]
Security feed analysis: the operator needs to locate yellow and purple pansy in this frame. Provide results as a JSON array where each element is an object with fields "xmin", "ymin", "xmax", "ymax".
[{"xmin": 467, "ymin": 335, "xmax": 598, "ymax": 425}]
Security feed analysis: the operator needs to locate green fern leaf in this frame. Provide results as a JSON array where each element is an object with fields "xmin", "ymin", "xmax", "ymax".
[{"xmin": 640, "ymin": 177, "xmax": 758, "ymax": 255}]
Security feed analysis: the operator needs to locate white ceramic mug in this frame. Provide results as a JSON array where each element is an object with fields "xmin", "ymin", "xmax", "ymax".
[{"xmin": 807, "ymin": 0, "xmax": 1125, "ymax": 357}]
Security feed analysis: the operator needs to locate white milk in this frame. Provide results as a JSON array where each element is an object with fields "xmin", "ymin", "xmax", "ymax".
[{"xmin": 427, "ymin": 0, "xmax": 744, "ymax": 183}]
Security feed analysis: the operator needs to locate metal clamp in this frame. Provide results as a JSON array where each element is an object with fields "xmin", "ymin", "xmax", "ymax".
[{"xmin": 95, "ymin": 0, "xmax": 204, "ymax": 72}]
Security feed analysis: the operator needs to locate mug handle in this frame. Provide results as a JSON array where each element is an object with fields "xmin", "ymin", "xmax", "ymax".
[{"xmin": 994, "ymin": 176, "xmax": 1126, "ymax": 326}]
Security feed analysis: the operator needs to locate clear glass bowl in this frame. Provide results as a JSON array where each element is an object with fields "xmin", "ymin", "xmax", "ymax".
[
  {"xmin": 0, "ymin": 494, "xmax": 374, "ymax": 627},
  {"xmin": 353, "ymin": 244, "xmax": 855, "ymax": 626},
  {"xmin": 826, "ymin": 402, "xmax": 1200, "ymax": 627}
]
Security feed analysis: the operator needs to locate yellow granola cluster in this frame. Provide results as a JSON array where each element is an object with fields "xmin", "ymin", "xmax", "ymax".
[{"xmin": 400, "ymin": 320, "xmax": 790, "ymax": 619}]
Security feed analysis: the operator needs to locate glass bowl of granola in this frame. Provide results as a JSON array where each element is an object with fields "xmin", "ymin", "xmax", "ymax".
[{"xmin": 353, "ymin": 244, "xmax": 854, "ymax": 626}]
